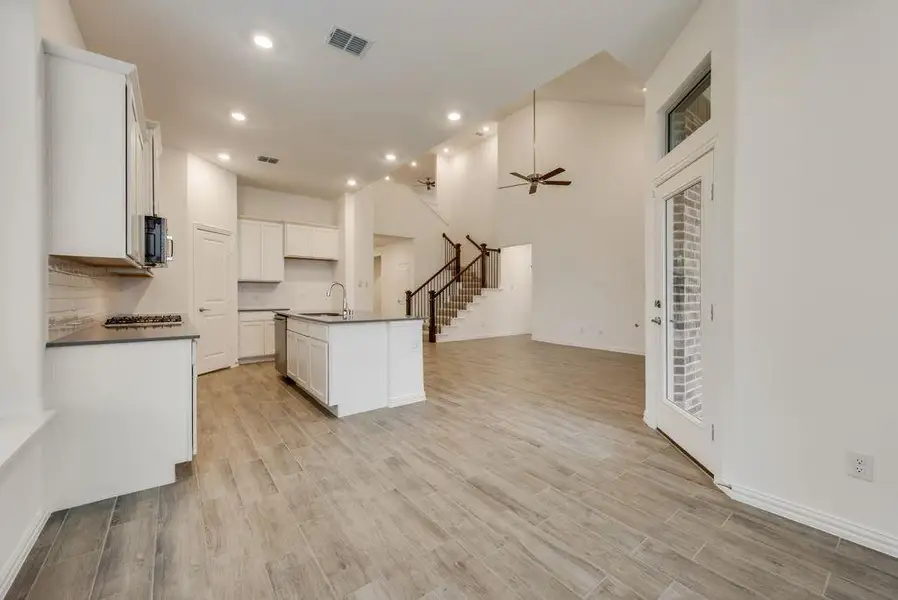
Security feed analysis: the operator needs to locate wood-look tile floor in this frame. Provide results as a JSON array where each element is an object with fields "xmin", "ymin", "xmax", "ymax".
[{"xmin": 11, "ymin": 336, "xmax": 898, "ymax": 599}]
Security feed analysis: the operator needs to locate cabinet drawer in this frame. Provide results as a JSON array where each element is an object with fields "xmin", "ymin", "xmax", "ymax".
[
  {"xmin": 239, "ymin": 311, "xmax": 274, "ymax": 323},
  {"xmin": 287, "ymin": 319, "xmax": 309, "ymax": 335},
  {"xmin": 307, "ymin": 323, "xmax": 329, "ymax": 342}
]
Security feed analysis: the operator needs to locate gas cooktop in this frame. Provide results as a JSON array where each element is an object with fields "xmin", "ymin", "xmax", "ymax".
[{"xmin": 104, "ymin": 314, "xmax": 183, "ymax": 328}]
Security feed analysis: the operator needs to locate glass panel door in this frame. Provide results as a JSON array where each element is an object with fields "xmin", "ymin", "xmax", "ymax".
[
  {"xmin": 654, "ymin": 152, "xmax": 714, "ymax": 473},
  {"xmin": 666, "ymin": 180, "xmax": 703, "ymax": 420}
]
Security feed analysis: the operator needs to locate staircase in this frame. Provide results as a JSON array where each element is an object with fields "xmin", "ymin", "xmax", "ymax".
[{"xmin": 406, "ymin": 234, "xmax": 501, "ymax": 342}]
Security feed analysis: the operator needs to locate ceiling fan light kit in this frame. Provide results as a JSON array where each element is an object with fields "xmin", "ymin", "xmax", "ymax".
[{"xmin": 499, "ymin": 90, "xmax": 572, "ymax": 195}]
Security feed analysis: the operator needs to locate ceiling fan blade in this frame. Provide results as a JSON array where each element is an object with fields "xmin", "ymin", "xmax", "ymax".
[
  {"xmin": 541, "ymin": 180, "xmax": 572, "ymax": 186},
  {"xmin": 529, "ymin": 183, "xmax": 538, "ymax": 195},
  {"xmin": 498, "ymin": 183, "xmax": 530, "ymax": 190},
  {"xmin": 539, "ymin": 167, "xmax": 566, "ymax": 180},
  {"xmin": 510, "ymin": 172, "xmax": 530, "ymax": 181}
]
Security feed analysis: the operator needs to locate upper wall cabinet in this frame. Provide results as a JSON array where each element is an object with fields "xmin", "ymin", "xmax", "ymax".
[
  {"xmin": 285, "ymin": 224, "xmax": 339, "ymax": 261},
  {"xmin": 44, "ymin": 42, "xmax": 156, "ymax": 268},
  {"xmin": 239, "ymin": 219, "xmax": 284, "ymax": 282}
]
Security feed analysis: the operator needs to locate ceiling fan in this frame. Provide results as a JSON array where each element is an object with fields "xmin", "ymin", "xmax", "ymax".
[
  {"xmin": 499, "ymin": 90, "xmax": 572, "ymax": 195},
  {"xmin": 415, "ymin": 177, "xmax": 437, "ymax": 191}
]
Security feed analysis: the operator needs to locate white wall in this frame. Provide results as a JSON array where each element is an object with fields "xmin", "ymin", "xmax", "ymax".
[
  {"xmin": 1, "ymin": 0, "xmax": 51, "ymax": 592},
  {"xmin": 369, "ymin": 180, "xmax": 448, "ymax": 289},
  {"xmin": 497, "ymin": 101, "xmax": 646, "ymax": 354},
  {"xmin": 378, "ymin": 240, "xmax": 415, "ymax": 317},
  {"xmin": 438, "ymin": 136, "xmax": 498, "ymax": 259},
  {"xmin": 440, "ymin": 244, "xmax": 533, "ymax": 342},
  {"xmin": 38, "ymin": 0, "xmax": 84, "ymax": 48},
  {"xmin": 726, "ymin": 0, "xmax": 898, "ymax": 553},
  {"xmin": 337, "ymin": 192, "xmax": 375, "ymax": 311},
  {"xmin": 238, "ymin": 185, "xmax": 336, "ymax": 226}
]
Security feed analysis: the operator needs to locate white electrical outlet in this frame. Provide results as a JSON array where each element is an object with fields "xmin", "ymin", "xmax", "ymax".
[{"xmin": 846, "ymin": 452, "xmax": 874, "ymax": 482}]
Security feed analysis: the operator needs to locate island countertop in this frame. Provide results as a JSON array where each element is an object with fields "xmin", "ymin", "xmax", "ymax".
[
  {"xmin": 276, "ymin": 311, "xmax": 423, "ymax": 324},
  {"xmin": 47, "ymin": 319, "xmax": 200, "ymax": 347}
]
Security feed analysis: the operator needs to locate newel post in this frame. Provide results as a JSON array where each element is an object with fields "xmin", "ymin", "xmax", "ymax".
[
  {"xmin": 480, "ymin": 243, "xmax": 488, "ymax": 288},
  {"xmin": 428, "ymin": 290, "xmax": 437, "ymax": 343},
  {"xmin": 454, "ymin": 243, "xmax": 462, "ymax": 277},
  {"xmin": 405, "ymin": 290, "xmax": 412, "ymax": 316}
]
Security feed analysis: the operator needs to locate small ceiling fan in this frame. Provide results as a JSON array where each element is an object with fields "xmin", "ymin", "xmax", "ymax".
[
  {"xmin": 415, "ymin": 177, "xmax": 437, "ymax": 191},
  {"xmin": 499, "ymin": 90, "xmax": 572, "ymax": 195}
]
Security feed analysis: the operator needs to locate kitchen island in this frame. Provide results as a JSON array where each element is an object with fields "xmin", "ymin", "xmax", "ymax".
[{"xmin": 277, "ymin": 311, "xmax": 425, "ymax": 417}]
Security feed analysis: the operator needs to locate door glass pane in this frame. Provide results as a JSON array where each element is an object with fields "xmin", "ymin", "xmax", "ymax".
[{"xmin": 666, "ymin": 180, "xmax": 703, "ymax": 419}]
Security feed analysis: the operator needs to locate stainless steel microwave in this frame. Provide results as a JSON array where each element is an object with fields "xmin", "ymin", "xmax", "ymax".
[{"xmin": 144, "ymin": 216, "xmax": 173, "ymax": 266}]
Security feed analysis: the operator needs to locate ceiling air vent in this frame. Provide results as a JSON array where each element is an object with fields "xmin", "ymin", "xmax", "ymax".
[
  {"xmin": 327, "ymin": 27, "xmax": 371, "ymax": 57},
  {"xmin": 257, "ymin": 155, "xmax": 280, "ymax": 165}
]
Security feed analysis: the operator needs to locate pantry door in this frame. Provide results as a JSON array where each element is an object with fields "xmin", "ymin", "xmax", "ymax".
[{"xmin": 194, "ymin": 225, "xmax": 232, "ymax": 374}]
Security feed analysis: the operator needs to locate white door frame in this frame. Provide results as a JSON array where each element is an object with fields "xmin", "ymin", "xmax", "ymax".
[
  {"xmin": 192, "ymin": 223, "xmax": 234, "ymax": 374},
  {"xmin": 645, "ymin": 140, "xmax": 718, "ymax": 475}
]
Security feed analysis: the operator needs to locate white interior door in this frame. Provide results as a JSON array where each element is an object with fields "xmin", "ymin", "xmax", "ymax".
[
  {"xmin": 194, "ymin": 226, "xmax": 232, "ymax": 374},
  {"xmin": 653, "ymin": 153, "xmax": 715, "ymax": 473}
]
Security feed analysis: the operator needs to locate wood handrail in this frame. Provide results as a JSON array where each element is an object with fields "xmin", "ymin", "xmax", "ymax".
[
  {"xmin": 409, "ymin": 258, "xmax": 456, "ymax": 297},
  {"xmin": 434, "ymin": 253, "xmax": 481, "ymax": 297},
  {"xmin": 442, "ymin": 232, "xmax": 458, "ymax": 245},
  {"xmin": 465, "ymin": 234, "xmax": 500, "ymax": 254}
]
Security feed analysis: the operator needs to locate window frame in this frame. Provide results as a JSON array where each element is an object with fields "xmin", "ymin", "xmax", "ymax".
[{"xmin": 666, "ymin": 70, "xmax": 712, "ymax": 153}]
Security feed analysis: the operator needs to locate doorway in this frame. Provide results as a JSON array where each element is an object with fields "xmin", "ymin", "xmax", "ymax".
[
  {"xmin": 652, "ymin": 152, "xmax": 715, "ymax": 473},
  {"xmin": 193, "ymin": 225, "xmax": 232, "ymax": 374},
  {"xmin": 374, "ymin": 236, "xmax": 414, "ymax": 317}
]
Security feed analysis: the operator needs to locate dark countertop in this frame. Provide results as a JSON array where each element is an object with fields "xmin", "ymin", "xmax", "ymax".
[
  {"xmin": 276, "ymin": 311, "xmax": 423, "ymax": 324},
  {"xmin": 47, "ymin": 319, "xmax": 200, "ymax": 347},
  {"xmin": 238, "ymin": 307, "xmax": 290, "ymax": 312}
]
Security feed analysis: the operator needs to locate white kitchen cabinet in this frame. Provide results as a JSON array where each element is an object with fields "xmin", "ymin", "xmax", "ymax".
[
  {"xmin": 308, "ymin": 338, "xmax": 329, "ymax": 403},
  {"xmin": 286, "ymin": 332, "xmax": 297, "ymax": 379},
  {"xmin": 238, "ymin": 321, "xmax": 265, "ymax": 358},
  {"xmin": 238, "ymin": 219, "xmax": 284, "ymax": 282},
  {"xmin": 239, "ymin": 311, "xmax": 276, "ymax": 360},
  {"xmin": 284, "ymin": 223, "xmax": 340, "ymax": 260},
  {"xmin": 284, "ymin": 224, "xmax": 314, "ymax": 258},
  {"xmin": 295, "ymin": 334, "xmax": 311, "ymax": 388},
  {"xmin": 264, "ymin": 320, "xmax": 276, "ymax": 356},
  {"xmin": 45, "ymin": 42, "xmax": 155, "ymax": 268}
]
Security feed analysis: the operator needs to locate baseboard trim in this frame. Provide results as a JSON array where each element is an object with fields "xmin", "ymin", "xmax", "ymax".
[
  {"xmin": 388, "ymin": 393, "xmax": 426, "ymax": 408},
  {"xmin": 0, "ymin": 510, "xmax": 49, "ymax": 598},
  {"xmin": 725, "ymin": 483, "xmax": 898, "ymax": 558}
]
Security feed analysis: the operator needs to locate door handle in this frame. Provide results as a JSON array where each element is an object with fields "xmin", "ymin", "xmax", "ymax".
[
  {"xmin": 198, "ymin": 307, "xmax": 209, "ymax": 313},
  {"xmin": 650, "ymin": 317, "xmax": 662, "ymax": 325}
]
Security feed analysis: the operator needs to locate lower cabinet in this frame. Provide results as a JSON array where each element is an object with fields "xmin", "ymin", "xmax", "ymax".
[
  {"xmin": 286, "ymin": 324, "xmax": 328, "ymax": 405},
  {"xmin": 308, "ymin": 338, "xmax": 328, "ymax": 402},
  {"xmin": 239, "ymin": 311, "xmax": 276, "ymax": 360}
]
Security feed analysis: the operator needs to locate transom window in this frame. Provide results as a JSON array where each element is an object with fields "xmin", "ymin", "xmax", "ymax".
[{"xmin": 667, "ymin": 71, "xmax": 711, "ymax": 152}]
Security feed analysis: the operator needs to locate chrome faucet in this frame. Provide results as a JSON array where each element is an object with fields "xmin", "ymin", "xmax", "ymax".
[{"xmin": 326, "ymin": 282, "xmax": 351, "ymax": 320}]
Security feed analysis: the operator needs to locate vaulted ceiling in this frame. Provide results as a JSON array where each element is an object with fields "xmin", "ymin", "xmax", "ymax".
[{"xmin": 72, "ymin": 0, "xmax": 699, "ymax": 199}]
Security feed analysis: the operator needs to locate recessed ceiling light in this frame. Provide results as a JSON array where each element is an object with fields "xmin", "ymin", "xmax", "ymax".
[
  {"xmin": 230, "ymin": 111, "xmax": 247, "ymax": 122},
  {"xmin": 447, "ymin": 112, "xmax": 461, "ymax": 122},
  {"xmin": 347, "ymin": 178, "xmax": 357, "ymax": 187},
  {"xmin": 384, "ymin": 175, "xmax": 391, "ymax": 181},
  {"xmin": 410, "ymin": 161, "xmax": 417, "ymax": 167},
  {"xmin": 642, "ymin": 87, "xmax": 647, "ymax": 92},
  {"xmin": 253, "ymin": 34, "xmax": 273, "ymax": 49},
  {"xmin": 385, "ymin": 153, "xmax": 397, "ymax": 162},
  {"xmin": 481, "ymin": 125, "xmax": 491, "ymax": 133},
  {"xmin": 217, "ymin": 153, "xmax": 231, "ymax": 161},
  {"xmin": 443, "ymin": 147, "xmax": 450, "ymax": 154}
]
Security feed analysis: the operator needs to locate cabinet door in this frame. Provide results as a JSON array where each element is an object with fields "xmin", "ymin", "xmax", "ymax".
[
  {"xmin": 239, "ymin": 322, "xmax": 265, "ymax": 358},
  {"xmin": 261, "ymin": 223, "xmax": 284, "ymax": 282},
  {"xmin": 238, "ymin": 220, "xmax": 263, "ymax": 281},
  {"xmin": 312, "ymin": 228, "xmax": 339, "ymax": 260},
  {"xmin": 263, "ymin": 320, "xmax": 276, "ymax": 355},
  {"xmin": 286, "ymin": 332, "xmax": 296, "ymax": 379},
  {"xmin": 294, "ymin": 335, "xmax": 310, "ymax": 388},
  {"xmin": 126, "ymin": 86, "xmax": 140, "ymax": 262},
  {"xmin": 308, "ymin": 339, "xmax": 328, "ymax": 403},
  {"xmin": 285, "ymin": 224, "xmax": 314, "ymax": 258}
]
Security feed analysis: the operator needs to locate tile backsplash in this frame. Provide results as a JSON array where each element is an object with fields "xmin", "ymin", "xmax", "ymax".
[{"xmin": 47, "ymin": 257, "xmax": 120, "ymax": 341}]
